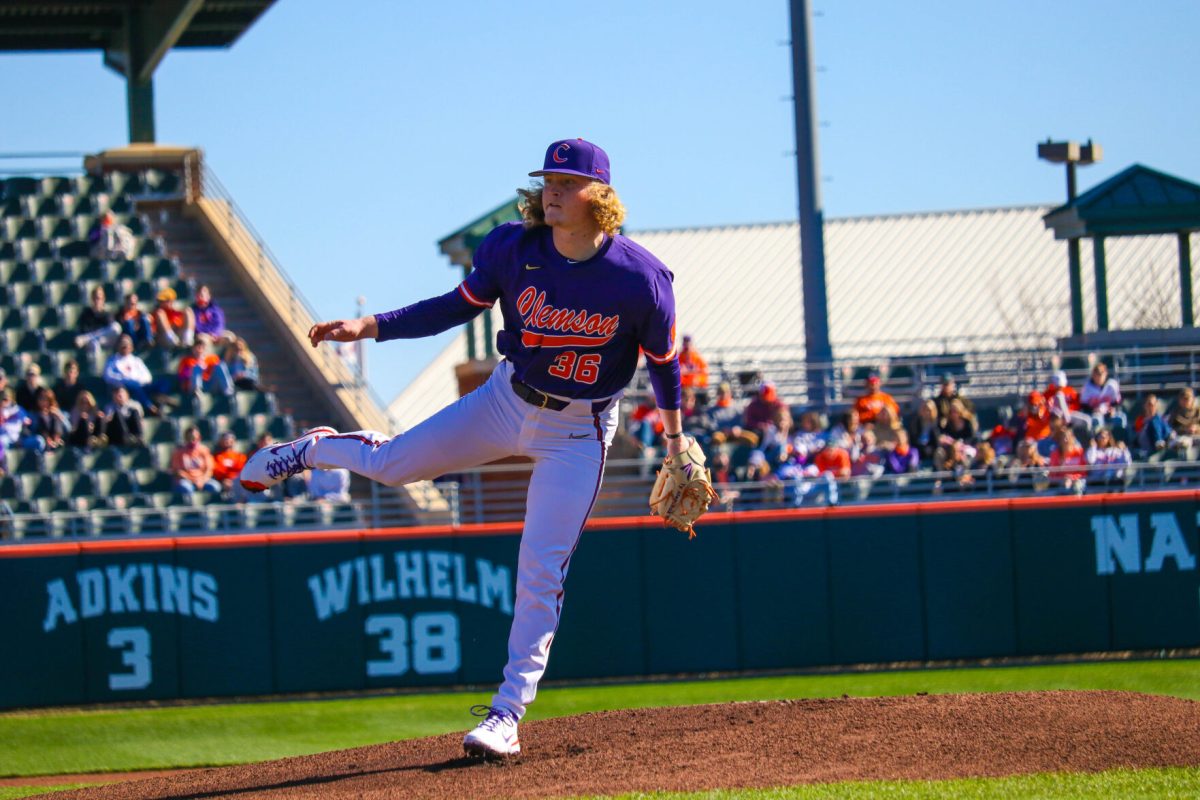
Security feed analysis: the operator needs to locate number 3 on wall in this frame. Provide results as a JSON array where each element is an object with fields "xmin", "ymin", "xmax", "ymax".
[
  {"xmin": 547, "ymin": 352, "xmax": 601, "ymax": 384},
  {"xmin": 107, "ymin": 627, "xmax": 152, "ymax": 691}
]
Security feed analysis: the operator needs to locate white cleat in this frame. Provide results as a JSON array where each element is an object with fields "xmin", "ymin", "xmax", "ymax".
[
  {"xmin": 239, "ymin": 426, "xmax": 337, "ymax": 493},
  {"xmin": 463, "ymin": 705, "xmax": 520, "ymax": 759}
]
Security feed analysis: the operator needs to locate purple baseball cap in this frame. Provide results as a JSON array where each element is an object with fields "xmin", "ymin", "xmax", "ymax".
[{"xmin": 529, "ymin": 138, "xmax": 611, "ymax": 184}]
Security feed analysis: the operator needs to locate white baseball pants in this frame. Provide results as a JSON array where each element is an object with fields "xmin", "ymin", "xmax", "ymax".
[{"xmin": 310, "ymin": 360, "xmax": 618, "ymax": 718}]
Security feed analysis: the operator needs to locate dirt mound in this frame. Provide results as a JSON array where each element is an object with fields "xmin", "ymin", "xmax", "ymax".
[{"xmin": 52, "ymin": 691, "xmax": 1200, "ymax": 799}]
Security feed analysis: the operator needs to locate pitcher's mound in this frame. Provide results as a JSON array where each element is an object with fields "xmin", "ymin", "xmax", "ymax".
[{"xmin": 56, "ymin": 690, "xmax": 1200, "ymax": 799}]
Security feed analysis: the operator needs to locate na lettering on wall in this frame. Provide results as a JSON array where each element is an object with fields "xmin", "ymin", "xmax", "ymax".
[
  {"xmin": 1091, "ymin": 511, "xmax": 1199, "ymax": 575},
  {"xmin": 43, "ymin": 564, "xmax": 219, "ymax": 633},
  {"xmin": 306, "ymin": 550, "xmax": 514, "ymax": 621}
]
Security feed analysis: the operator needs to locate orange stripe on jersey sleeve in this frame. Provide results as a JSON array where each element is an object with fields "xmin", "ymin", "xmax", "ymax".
[
  {"xmin": 644, "ymin": 344, "xmax": 677, "ymax": 364},
  {"xmin": 458, "ymin": 282, "xmax": 495, "ymax": 308}
]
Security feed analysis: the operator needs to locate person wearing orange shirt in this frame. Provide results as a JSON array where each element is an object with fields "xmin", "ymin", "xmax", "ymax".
[
  {"xmin": 678, "ymin": 334, "xmax": 709, "ymax": 390},
  {"xmin": 853, "ymin": 373, "xmax": 900, "ymax": 426},
  {"xmin": 812, "ymin": 443, "xmax": 852, "ymax": 478},
  {"xmin": 1016, "ymin": 391, "xmax": 1052, "ymax": 442},
  {"xmin": 178, "ymin": 337, "xmax": 235, "ymax": 397},
  {"xmin": 153, "ymin": 287, "xmax": 196, "ymax": 350},
  {"xmin": 211, "ymin": 432, "xmax": 248, "ymax": 498}
]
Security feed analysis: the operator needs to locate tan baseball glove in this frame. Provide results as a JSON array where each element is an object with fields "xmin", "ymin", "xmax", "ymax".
[{"xmin": 649, "ymin": 437, "xmax": 720, "ymax": 539}]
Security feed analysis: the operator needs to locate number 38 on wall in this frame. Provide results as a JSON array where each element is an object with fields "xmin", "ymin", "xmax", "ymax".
[{"xmin": 365, "ymin": 612, "xmax": 460, "ymax": 677}]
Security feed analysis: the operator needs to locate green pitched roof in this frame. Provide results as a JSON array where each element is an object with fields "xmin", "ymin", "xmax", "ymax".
[
  {"xmin": 437, "ymin": 198, "xmax": 521, "ymax": 267},
  {"xmin": 1043, "ymin": 164, "xmax": 1200, "ymax": 239}
]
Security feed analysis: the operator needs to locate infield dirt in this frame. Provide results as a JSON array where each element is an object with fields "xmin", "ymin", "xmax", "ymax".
[{"xmin": 47, "ymin": 690, "xmax": 1200, "ymax": 799}]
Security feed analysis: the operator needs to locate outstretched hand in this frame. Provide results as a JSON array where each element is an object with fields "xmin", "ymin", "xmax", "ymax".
[{"xmin": 308, "ymin": 316, "xmax": 379, "ymax": 348}]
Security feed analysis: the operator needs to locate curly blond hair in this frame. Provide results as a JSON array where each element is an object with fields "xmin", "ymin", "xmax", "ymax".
[{"xmin": 518, "ymin": 181, "xmax": 626, "ymax": 236}]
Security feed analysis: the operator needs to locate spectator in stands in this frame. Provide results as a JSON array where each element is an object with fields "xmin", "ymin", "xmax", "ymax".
[
  {"xmin": 1087, "ymin": 428, "xmax": 1132, "ymax": 486},
  {"xmin": 103, "ymin": 334, "xmax": 164, "ymax": 416},
  {"xmin": 707, "ymin": 382, "xmax": 756, "ymax": 447},
  {"xmin": 680, "ymin": 387, "xmax": 716, "ymax": 446},
  {"xmin": 74, "ymin": 285, "xmax": 121, "ymax": 355},
  {"xmin": 827, "ymin": 409, "xmax": 864, "ymax": 460},
  {"xmin": 29, "ymin": 388, "xmax": 68, "ymax": 453},
  {"xmin": 853, "ymin": 373, "xmax": 899, "ymax": 426},
  {"xmin": 1079, "ymin": 362, "xmax": 1126, "ymax": 431},
  {"xmin": 1049, "ymin": 429, "xmax": 1088, "ymax": 494},
  {"xmin": 178, "ymin": 337, "xmax": 235, "ymax": 399},
  {"xmin": 1013, "ymin": 391, "xmax": 1052, "ymax": 444},
  {"xmin": 934, "ymin": 374, "xmax": 974, "ymax": 422},
  {"xmin": 102, "ymin": 385, "xmax": 144, "ymax": 448},
  {"xmin": 171, "ymin": 425, "xmax": 221, "ymax": 501},
  {"xmin": 308, "ymin": 467, "xmax": 352, "ymax": 503},
  {"xmin": 933, "ymin": 400, "xmax": 977, "ymax": 470},
  {"xmin": 739, "ymin": 450, "xmax": 785, "ymax": 507},
  {"xmin": 117, "ymin": 293, "xmax": 155, "ymax": 350},
  {"xmin": 937, "ymin": 399, "xmax": 977, "ymax": 445},
  {"xmin": 813, "ymin": 441, "xmax": 852, "ymax": 479},
  {"xmin": 1006, "ymin": 438, "xmax": 1049, "ymax": 491},
  {"xmin": 744, "ymin": 381, "xmax": 789, "ymax": 443},
  {"xmin": 790, "ymin": 410, "xmax": 826, "ymax": 464},
  {"xmin": 54, "ymin": 360, "xmax": 84, "ymax": 413},
  {"xmin": 153, "ymin": 287, "xmax": 196, "ymax": 350},
  {"xmin": 211, "ymin": 432, "xmax": 248, "ymax": 500},
  {"xmin": 709, "ymin": 449, "xmax": 732, "ymax": 484},
  {"xmin": 1045, "ymin": 370, "xmax": 1091, "ymax": 432},
  {"xmin": 1132, "ymin": 393, "xmax": 1171, "ymax": 461},
  {"xmin": 872, "ymin": 404, "xmax": 902, "ymax": 449},
  {"xmin": 678, "ymin": 335, "xmax": 709, "ymax": 390},
  {"xmin": 629, "ymin": 398, "xmax": 663, "ymax": 450},
  {"xmin": 88, "ymin": 212, "xmax": 135, "ymax": 260},
  {"xmin": 1167, "ymin": 387, "xmax": 1200, "ymax": 460},
  {"xmin": 1, "ymin": 388, "xmax": 42, "ymax": 453},
  {"xmin": 15, "ymin": 363, "xmax": 45, "ymax": 412},
  {"xmin": 851, "ymin": 428, "xmax": 884, "ymax": 478},
  {"xmin": 224, "ymin": 336, "xmax": 261, "ymax": 391},
  {"xmin": 907, "ymin": 399, "xmax": 940, "ymax": 464},
  {"xmin": 882, "ymin": 429, "xmax": 920, "ymax": 475},
  {"xmin": 0, "ymin": 367, "xmax": 6, "ymax": 398},
  {"xmin": 192, "ymin": 285, "xmax": 226, "ymax": 341},
  {"xmin": 67, "ymin": 390, "xmax": 107, "ymax": 451}
]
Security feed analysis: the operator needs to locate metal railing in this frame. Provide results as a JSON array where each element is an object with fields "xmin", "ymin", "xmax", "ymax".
[
  {"xmin": 3, "ymin": 458, "xmax": 1197, "ymax": 542},
  {"xmin": 0, "ymin": 152, "xmax": 87, "ymax": 176},
  {"xmin": 631, "ymin": 343, "xmax": 1200, "ymax": 409},
  {"xmin": 190, "ymin": 163, "xmax": 391, "ymax": 418}
]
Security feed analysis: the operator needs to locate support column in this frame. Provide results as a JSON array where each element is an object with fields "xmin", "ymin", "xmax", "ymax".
[
  {"xmin": 1092, "ymin": 236, "xmax": 1108, "ymax": 331},
  {"xmin": 789, "ymin": 0, "xmax": 833, "ymax": 407},
  {"xmin": 126, "ymin": 75, "xmax": 156, "ymax": 144},
  {"xmin": 1068, "ymin": 238, "xmax": 1085, "ymax": 334},
  {"xmin": 1181, "ymin": 232, "xmax": 1194, "ymax": 327}
]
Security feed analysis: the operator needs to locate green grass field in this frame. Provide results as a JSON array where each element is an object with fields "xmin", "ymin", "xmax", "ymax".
[{"xmin": 1, "ymin": 658, "xmax": 1197, "ymax": 798}]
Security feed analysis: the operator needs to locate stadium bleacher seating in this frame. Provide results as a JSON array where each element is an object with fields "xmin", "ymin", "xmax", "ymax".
[{"xmin": 1, "ymin": 169, "xmax": 303, "ymax": 538}]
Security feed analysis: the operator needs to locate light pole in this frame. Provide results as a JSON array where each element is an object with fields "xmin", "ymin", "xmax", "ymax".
[{"xmin": 1038, "ymin": 138, "xmax": 1102, "ymax": 335}]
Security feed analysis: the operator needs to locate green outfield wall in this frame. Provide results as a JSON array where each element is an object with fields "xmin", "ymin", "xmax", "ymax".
[{"xmin": 2, "ymin": 491, "xmax": 1198, "ymax": 709}]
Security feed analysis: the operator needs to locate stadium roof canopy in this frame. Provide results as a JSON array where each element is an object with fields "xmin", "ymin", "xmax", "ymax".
[
  {"xmin": 0, "ymin": 0, "xmax": 276, "ymax": 141},
  {"xmin": 0, "ymin": 1, "xmax": 273, "ymax": 51}
]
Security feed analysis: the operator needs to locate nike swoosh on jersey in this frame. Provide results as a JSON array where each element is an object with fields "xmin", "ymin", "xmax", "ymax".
[
  {"xmin": 568, "ymin": 433, "xmax": 592, "ymax": 439},
  {"xmin": 524, "ymin": 263, "xmax": 542, "ymax": 270}
]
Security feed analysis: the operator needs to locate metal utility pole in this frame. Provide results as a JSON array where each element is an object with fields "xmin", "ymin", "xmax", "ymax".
[
  {"xmin": 789, "ymin": 0, "xmax": 833, "ymax": 407},
  {"xmin": 1038, "ymin": 138, "xmax": 1102, "ymax": 335}
]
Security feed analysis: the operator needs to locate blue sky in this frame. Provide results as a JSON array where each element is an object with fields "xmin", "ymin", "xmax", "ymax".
[{"xmin": 3, "ymin": 0, "xmax": 1198, "ymax": 404}]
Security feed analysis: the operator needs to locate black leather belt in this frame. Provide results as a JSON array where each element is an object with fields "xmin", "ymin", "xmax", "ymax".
[
  {"xmin": 510, "ymin": 376, "xmax": 570, "ymax": 411},
  {"xmin": 510, "ymin": 376, "xmax": 612, "ymax": 414}
]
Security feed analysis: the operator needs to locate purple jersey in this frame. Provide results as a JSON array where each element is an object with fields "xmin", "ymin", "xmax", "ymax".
[{"xmin": 459, "ymin": 222, "xmax": 677, "ymax": 402}]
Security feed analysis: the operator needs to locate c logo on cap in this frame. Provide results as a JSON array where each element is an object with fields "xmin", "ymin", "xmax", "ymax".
[{"xmin": 552, "ymin": 143, "xmax": 571, "ymax": 164}]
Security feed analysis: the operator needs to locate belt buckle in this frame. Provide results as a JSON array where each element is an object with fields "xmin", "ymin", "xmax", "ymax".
[{"xmin": 537, "ymin": 390, "xmax": 550, "ymax": 409}]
